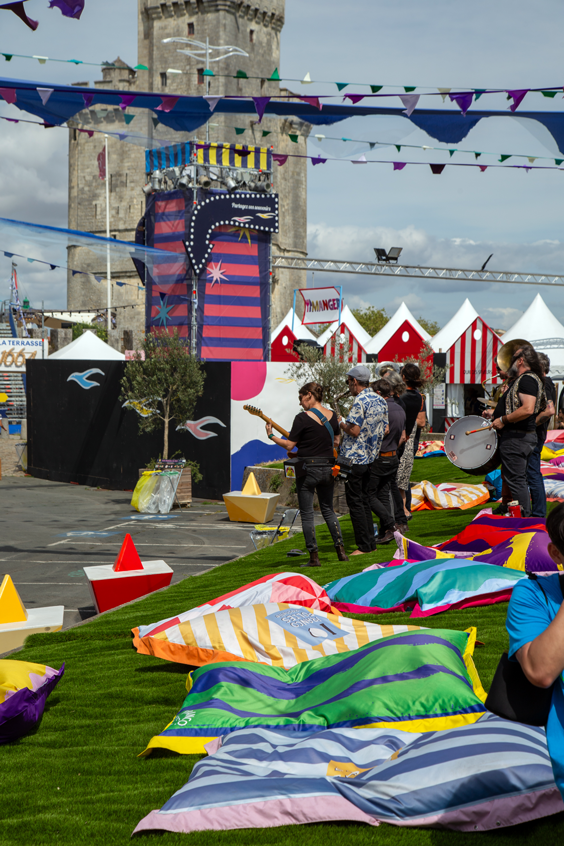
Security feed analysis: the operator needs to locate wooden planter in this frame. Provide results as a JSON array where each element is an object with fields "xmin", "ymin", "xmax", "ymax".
[{"xmin": 138, "ymin": 467, "xmax": 192, "ymax": 506}]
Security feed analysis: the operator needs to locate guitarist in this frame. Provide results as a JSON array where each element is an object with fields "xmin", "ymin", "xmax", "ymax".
[{"xmin": 265, "ymin": 382, "xmax": 349, "ymax": 567}]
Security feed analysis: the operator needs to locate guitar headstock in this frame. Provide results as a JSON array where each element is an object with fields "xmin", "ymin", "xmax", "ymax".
[{"xmin": 243, "ymin": 404, "xmax": 263, "ymax": 418}]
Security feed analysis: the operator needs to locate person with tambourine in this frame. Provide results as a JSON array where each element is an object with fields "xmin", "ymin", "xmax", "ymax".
[{"xmin": 265, "ymin": 381, "xmax": 348, "ymax": 567}]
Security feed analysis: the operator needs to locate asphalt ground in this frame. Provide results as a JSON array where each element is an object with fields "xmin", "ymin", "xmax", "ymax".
[{"xmin": 0, "ymin": 476, "xmax": 314, "ymax": 638}]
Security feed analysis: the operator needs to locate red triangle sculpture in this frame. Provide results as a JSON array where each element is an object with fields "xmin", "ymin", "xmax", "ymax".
[{"xmin": 113, "ymin": 534, "xmax": 144, "ymax": 572}]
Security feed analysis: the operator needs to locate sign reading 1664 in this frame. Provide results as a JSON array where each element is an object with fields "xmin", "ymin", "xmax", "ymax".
[{"xmin": 0, "ymin": 338, "xmax": 48, "ymax": 372}]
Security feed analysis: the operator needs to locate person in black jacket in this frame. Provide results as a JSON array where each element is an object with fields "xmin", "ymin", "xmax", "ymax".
[
  {"xmin": 526, "ymin": 352, "xmax": 555, "ymax": 518},
  {"xmin": 266, "ymin": 382, "xmax": 348, "ymax": 567}
]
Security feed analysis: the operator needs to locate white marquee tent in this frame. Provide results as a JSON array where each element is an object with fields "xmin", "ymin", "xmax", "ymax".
[
  {"xmin": 503, "ymin": 294, "xmax": 564, "ymax": 379},
  {"xmin": 48, "ymin": 330, "xmax": 125, "ymax": 360}
]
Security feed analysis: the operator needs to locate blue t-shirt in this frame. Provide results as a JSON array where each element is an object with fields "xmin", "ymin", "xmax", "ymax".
[
  {"xmin": 506, "ymin": 575, "xmax": 564, "ymax": 798},
  {"xmin": 340, "ymin": 388, "xmax": 388, "ymax": 465}
]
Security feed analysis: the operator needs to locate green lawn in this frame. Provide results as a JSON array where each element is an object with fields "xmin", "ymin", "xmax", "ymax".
[{"xmin": 4, "ymin": 457, "xmax": 562, "ymax": 845}]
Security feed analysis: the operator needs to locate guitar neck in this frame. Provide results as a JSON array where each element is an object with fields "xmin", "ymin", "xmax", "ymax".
[{"xmin": 259, "ymin": 411, "xmax": 290, "ymax": 439}]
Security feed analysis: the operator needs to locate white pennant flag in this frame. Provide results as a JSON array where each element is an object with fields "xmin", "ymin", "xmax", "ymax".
[
  {"xmin": 37, "ymin": 88, "xmax": 54, "ymax": 105},
  {"xmin": 204, "ymin": 95, "xmax": 221, "ymax": 112},
  {"xmin": 437, "ymin": 88, "xmax": 451, "ymax": 102},
  {"xmin": 400, "ymin": 94, "xmax": 420, "ymax": 116}
]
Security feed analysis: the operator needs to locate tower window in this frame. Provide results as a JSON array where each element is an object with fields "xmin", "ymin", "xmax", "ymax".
[
  {"xmin": 249, "ymin": 29, "xmax": 254, "ymax": 42},
  {"xmin": 197, "ymin": 67, "xmax": 204, "ymax": 84},
  {"xmin": 187, "ymin": 22, "xmax": 194, "ymax": 35},
  {"xmin": 160, "ymin": 71, "xmax": 167, "ymax": 87}
]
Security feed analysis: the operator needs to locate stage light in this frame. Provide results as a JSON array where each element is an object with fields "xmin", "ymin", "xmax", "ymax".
[
  {"xmin": 142, "ymin": 183, "xmax": 153, "ymax": 195},
  {"xmin": 224, "ymin": 174, "xmax": 239, "ymax": 192},
  {"xmin": 197, "ymin": 174, "xmax": 211, "ymax": 189},
  {"xmin": 150, "ymin": 169, "xmax": 164, "ymax": 190},
  {"xmin": 178, "ymin": 167, "xmax": 192, "ymax": 188}
]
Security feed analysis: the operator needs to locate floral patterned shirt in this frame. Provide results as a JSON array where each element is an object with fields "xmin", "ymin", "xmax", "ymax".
[{"xmin": 340, "ymin": 388, "xmax": 388, "ymax": 465}]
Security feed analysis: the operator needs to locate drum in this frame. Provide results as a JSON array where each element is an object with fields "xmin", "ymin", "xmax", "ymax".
[{"xmin": 445, "ymin": 415, "xmax": 500, "ymax": 476}]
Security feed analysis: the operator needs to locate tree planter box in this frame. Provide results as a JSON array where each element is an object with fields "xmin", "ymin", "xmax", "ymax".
[{"xmin": 138, "ymin": 467, "xmax": 192, "ymax": 506}]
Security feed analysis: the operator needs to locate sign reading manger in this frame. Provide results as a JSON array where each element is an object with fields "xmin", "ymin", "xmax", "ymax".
[
  {"xmin": 299, "ymin": 286, "xmax": 342, "ymax": 325},
  {"xmin": 0, "ymin": 338, "xmax": 48, "ymax": 371}
]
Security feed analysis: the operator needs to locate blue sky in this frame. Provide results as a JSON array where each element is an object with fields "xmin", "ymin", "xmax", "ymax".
[{"xmin": 1, "ymin": 0, "xmax": 564, "ymax": 332}]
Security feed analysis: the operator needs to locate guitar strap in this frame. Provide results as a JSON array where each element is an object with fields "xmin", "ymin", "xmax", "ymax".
[{"xmin": 309, "ymin": 408, "xmax": 335, "ymax": 442}]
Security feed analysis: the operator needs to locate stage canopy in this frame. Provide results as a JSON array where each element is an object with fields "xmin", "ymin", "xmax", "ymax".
[{"xmin": 503, "ymin": 294, "xmax": 564, "ymax": 379}]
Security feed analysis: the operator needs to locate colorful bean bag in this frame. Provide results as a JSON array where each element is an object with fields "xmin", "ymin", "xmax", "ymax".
[
  {"xmin": 410, "ymin": 481, "xmax": 490, "ymax": 512},
  {"xmin": 134, "ymin": 714, "xmax": 564, "ymax": 836},
  {"xmin": 141, "ymin": 629, "xmax": 486, "ymax": 755},
  {"xmin": 436, "ymin": 512, "xmax": 547, "ymax": 554},
  {"xmin": 416, "ymin": 440, "xmax": 445, "ymax": 458},
  {"xmin": 544, "ymin": 479, "xmax": 564, "ymax": 501},
  {"xmin": 0, "ymin": 660, "xmax": 64, "ymax": 744},
  {"xmin": 133, "ymin": 602, "xmax": 421, "ymax": 669},
  {"xmin": 132, "ymin": 573, "xmax": 337, "ymax": 651},
  {"xmin": 324, "ymin": 558, "xmax": 525, "ymax": 617}
]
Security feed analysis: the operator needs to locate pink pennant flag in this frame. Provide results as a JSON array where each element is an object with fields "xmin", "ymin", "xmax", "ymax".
[
  {"xmin": 79, "ymin": 128, "xmax": 94, "ymax": 137},
  {"xmin": 399, "ymin": 94, "xmax": 420, "ymax": 116},
  {"xmin": 507, "ymin": 89, "xmax": 528, "ymax": 112},
  {"xmin": 272, "ymin": 153, "xmax": 288, "ymax": 166},
  {"xmin": 298, "ymin": 96, "xmax": 322, "ymax": 110},
  {"xmin": 82, "ymin": 93, "xmax": 94, "ymax": 109},
  {"xmin": 37, "ymin": 87, "xmax": 54, "ymax": 105},
  {"xmin": 479, "ymin": 165, "xmax": 488, "ymax": 172},
  {"xmin": 393, "ymin": 162, "xmax": 406, "ymax": 170},
  {"xmin": 119, "ymin": 94, "xmax": 136, "ymax": 111},
  {"xmin": 204, "ymin": 95, "xmax": 221, "ymax": 112},
  {"xmin": 156, "ymin": 96, "xmax": 179, "ymax": 112},
  {"xmin": 0, "ymin": 87, "xmax": 16, "ymax": 104},
  {"xmin": 344, "ymin": 94, "xmax": 365, "ymax": 104},
  {"xmin": 449, "ymin": 92, "xmax": 474, "ymax": 115},
  {"xmin": 252, "ymin": 96, "xmax": 270, "ymax": 122}
]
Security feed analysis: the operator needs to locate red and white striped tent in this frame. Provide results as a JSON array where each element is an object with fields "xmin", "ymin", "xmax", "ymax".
[
  {"xmin": 270, "ymin": 308, "xmax": 317, "ymax": 362},
  {"xmin": 365, "ymin": 302, "xmax": 431, "ymax": 363},
  {"xmin": 317, "ymin": 305, "xmax": 370, "ymax": 363},
  {"xmin": 430, "ymin": 298, "xmax": 503, "ymax": 385}
]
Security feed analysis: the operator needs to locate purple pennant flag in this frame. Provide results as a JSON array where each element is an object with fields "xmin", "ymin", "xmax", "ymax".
[
  {"xmin": 311, "ymin": 156, "xmax": 327, "ymax": 165},
  {"xmin": 79, "ymin": 128, "xmax": 94, "ymax": 137},
  {"xmin": 298, "ymin": 95, "xmax": 322, "ymax": 110},
  {"xmin": 393, "ymin": 162, "xmax": 407, "ymax": 171},
  {"xmin": 449, "ymin": 92, "xmax": 474, "ymax": 115},
  {"xmin": 507, "ymin": 89, "xmax": 528, "ymax": 112},
  {"xmin": 82, "ymin": 93, "xmax": 94, "ymax": 109},
  {"xmin": 5, "ymin": 118, "xmax": 18, "ymax": 122},
  {"xmin": 119, "ymin": 94, "xmax": 136, "ymax": 111},
  {"xmin": 94, "ymin": 276, "xmax": 102, "ymax": 282},
  {"xmin": 252, "ymin": 96, "xmax": 270, "ymax": 122},
  {"xmin": 0, "ymin": 87, "xmax": 17, "ymax": 105},
  {"xmin": 48, "ymin": 0, "xmax": 84, "ymax": 18},
  {"xmin": 272, "ymin": 153, "xmax": 288, "ymax": 166},
  {"xmin": 430, "ymin": 164, "xmax": 446, "ymax": 174},
  {"xmin": 479, "ymin": 165, "xmax": 488, "ymax": 172},
  {"xmin": 0, "ymin": 1, "xmax": 38, "ymax": 30},
  {"xmin": 344, "ymin": 94, "xmax": 365, "ymax": 104},
  {"xmin": 399, "ymin": 94, "xmax": 420, "ymax": 116},
  {"xmin": 156, "ymin": 96, "xmax": 178, "ymax": 112}
]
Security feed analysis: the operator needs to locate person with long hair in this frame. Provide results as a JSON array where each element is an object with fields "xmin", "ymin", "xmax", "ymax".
[
  {"xmin": 266, "ymin": 382, "xmax": 348, "ymax": 567},
  {"xmin": 396, "ymin": 363, "xmax": 427, "ymax": 520}
]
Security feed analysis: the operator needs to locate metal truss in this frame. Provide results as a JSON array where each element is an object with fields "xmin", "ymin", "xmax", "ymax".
[{"xmin": 272, "ymin": 256, "xmax": 564, "ymax": 288}]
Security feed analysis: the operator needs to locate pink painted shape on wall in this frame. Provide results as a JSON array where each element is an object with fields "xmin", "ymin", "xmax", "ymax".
[{"xmin": 231, "ymin": 362, "xmax": 267, "ymax": 401}]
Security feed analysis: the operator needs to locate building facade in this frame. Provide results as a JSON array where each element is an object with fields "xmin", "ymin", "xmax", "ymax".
[{"xmin": 67, "ymin": 0, "xmax": 308, "ymax": 340}]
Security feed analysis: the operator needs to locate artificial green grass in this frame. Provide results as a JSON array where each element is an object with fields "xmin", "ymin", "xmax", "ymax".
[{"xmin": 3, "ymin": 457, "xmax": 562, "ymax": 845}]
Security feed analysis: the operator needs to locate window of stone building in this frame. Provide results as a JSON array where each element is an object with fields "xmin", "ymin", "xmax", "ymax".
[
  {"xmin": 249, "ymin": 29, "xmax": 254, "ymax": 42},
  {"xmin": 160, "ymin": 71, "xmax": 167, "ymax": 87},
  {"xmin": 197, "ymin": 68, "xmax": 204, "ymax": 85},
  {"xmin": 125, "ymin": 172, "xmax": 128, "ymax": 187},
  {"xmin": 94, "ymin": 203, "xmax": 97, "ymax": 218},
  {"xmin": 110, "ymin": 174, "xmax": 113, "ymax": 193},
  {"xmin": 187, "ymin": 22, "xmax": 194, "ymax": 35}
]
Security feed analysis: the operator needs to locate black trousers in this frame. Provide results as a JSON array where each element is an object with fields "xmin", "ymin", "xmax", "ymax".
[
  {"xmin": 499, "ymin": 432, "xmax": 537, "ymax": 518},
  {"xmin": 344, "ymin": 463, "xmax": 376, "ymax": 553},
  {"xmin": 368, "ymin": 455, "xmax": 398, "ymax": 533},
  {"xmin": 296, "ymin": 465, "xmax": 344, "ymax": 553}
]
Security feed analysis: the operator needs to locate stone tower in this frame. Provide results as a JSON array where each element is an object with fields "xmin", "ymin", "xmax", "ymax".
[{"xmin": 67, "ymin": 0, "xmax": 309, "ymax": 341}]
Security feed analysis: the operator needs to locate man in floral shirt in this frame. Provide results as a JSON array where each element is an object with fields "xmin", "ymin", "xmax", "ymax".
[{"xmin": 338, "ymin": 365, "xmax": 388, "ymax": 555}]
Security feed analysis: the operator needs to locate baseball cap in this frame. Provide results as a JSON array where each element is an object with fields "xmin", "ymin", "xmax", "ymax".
[{"xmin": 346, "ymin": 365, "xmax": 371, "ymax": 382}]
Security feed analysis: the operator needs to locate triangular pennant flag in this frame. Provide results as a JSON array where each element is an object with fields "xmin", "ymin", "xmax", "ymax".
[
  {"xmin": 393, "ymin": 162, "xmax": 406, "ymax": 170},
  {"xmin": 542, "ymin": 90, "xmax": 557, "ymax": 98},
  {"xmin": 369, "ymin": 142, "xmax": 376, "ymax": 150},
  {"xmin": 156, "ymin": 96, "xmax": 178, "ymax": 112},
  {"xmin": 479, "ymin": 165, "xmax": 488, "ymax": 172},
  {"xmin": 116, "ymin": 281, "xmax": 125, "ymax": 287},
  {"xmin": 352, "ymin": 154, "xmax": 367, "ymax": 164},
  {"xmin": 242, "ymin": 472, "xmax": 261, "ymax": 496},
  {"xmin": 119, "ymin": 94, "xmax": 136, "ymax": 111},
  {"xmin": 0, "ymin": 1, "xmax": 38, "ymax": 31},
  {"xmin": 94, "ymin": 275, "xmax": 102, "ymax": 282},
  {"xmin": 272, "ymin": 153, "xmax": 288, "ymax": 166},
  {"xmin": 399, "ymin": 94, "xmax": 419, "ymax": 116},
  {"xmin": 83, "ymin": 93, "xmax": 94, "ymax": 109},
  {"xmin": 37, "ymin": 87, "xmax": 54, "ymax": 105},
  {"xmin": 204, "ymin": 95, "xmax": 221, "ymax": 112},
  {"xmin": 311, "ymin": 156, "xmax": 327, "ymax": 165},
  {"xmin": 437, "ymin": 87, "xmax": 451, "ymax": 101},
  {"xmin": 499, "ymin": 154, "xmax": 511, "ymax": 162},
  {"xmin": 528, "ymin": 157, "xmax": 537, "ymax": 163},
  {"xmin": 124, "ymin": 114, "xmax": 135, "ymax": 125},
  {"xmin": 301, "ymin": 72, "xmax": 313, "ymax": 84},
  {"xmin": 113, "ymin": 534, "xmax": 144, "ymax": 572},
  {"xmin": 261, "ymin": 130, "xmax": 271, "ymax": 137},
  {"xmin": 151, "ymin": 117, "xmax": 160, "ymax": 128},
  {"xmin": 555, "ymin": 159, "xmax": 564, "ymax": 166},
  {"xmin": 370, "ymin": 85, "xmax": 382, "ymax": 93},
  {"xmin": 0, "ymin": 87, "xmax": 16, "ymax": 105},
  {"xmin": 449, "ymin": 92, "xmax": 473, "ymax": 115},
  {"xmin": 395, "ymin": 144, "xmax": 401, "ymax": 152},
  {"xmin": 0, "ymin": 574, "xmax": 28, "ymax": 624},
  {"xmin": 235, "ymin": 69, "xmax": 248, "ymax": 79},
  {"xmin": 473, "ymin": 89, "xmax": 486, "ymax": 100},
  {"xmin": 288, "ymin": 134, "xmax": 299, "ymax": 143},
  {"xmin": 345, "ymin": 94, "xmax": 365, "ymax": 104},
  {"xmin": 507, "ymin": 89, "xmax": 528, "ymax": 112},
  {"xmin": 134, "ymin": 64, "xmax": 148, "ymax": 71},
  {"xmin": 34, "ymin": 56, "xmax": 48, "ymax": 64},
  {"xmin": 430, "ymin": 163, "xmax": 446, "ymax": 174},
  {"xmin": 404, "ymin": 86, "xmax": 416, "ymax": 92},
  {"xmin": 48, "ymin": 0, "xmax": 85, "ymax": 19},
  {"xmin": 2, "ymin": 54, "xmax": 13, "ymax": 61},
  {"xmin": 474, "ymin": 152, "xmax": 481, "ymax": 160},
  {"xmin": 202, "ymin": 68, "xmax": 214, "ymax": 77},
  {"xmin": 448, "ymin": 149, "xmax": 456, "ymax": 157},
  {"xmin": 49, "ymin": 264, "xmax": 57, "ymax": 270},
  {"xmin": 270, "ymin": 67, "xmax": 280, "ymax": 80},
  {"xmin": 335, "ymin": 82, "xmax": 348, "ymax": 91},
  {"xmin": 252, "ymin": 96, "xmax": 270, "ymax": 122},
  {"xmin": 299, "ymin": 95, "xmax": 322, "ymax": 110},
  {"xmin": 234, "ymin": 127, "xmax": 245, "ymax": 135}
]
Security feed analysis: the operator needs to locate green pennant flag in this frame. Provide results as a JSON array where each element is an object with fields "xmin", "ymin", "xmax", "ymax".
[
  {"xmin": 474, "ymin": 152, "xmax": 482, "ymax": 160},
  {"xmin": 151, "ymin": 117, "xmax": 160, "ymax": 128},
  {"xmin": 2, "ymin": 54, "xmax": 13, "ymax": 61},
  {"xmin": 234, "ymin": 127, "xmax": 246, "ymax": 135},
  {"xmin": 270, "ymin": 68, "xmax": 280, "ymax": 80},
  {"xmin": 448, "ymin": 149, "xmax": 456, "ymax": 157},
  {"xmin": 404, "ymin": 86, "xmax": 416, "ymax": 92},
  {"xmin": 335, "ymin": 82, "xmax": 348, "ymax": 91},
  {"xmin": 542, "ymin": 90, "xmax": 557, "ymax": 98},
  {"xmin": 395, "ymin": 145, "xmax": 401, "ymax": 152},
  {"xmin": 203, "ymin": 68, "xmax": 214, "ymax": 77},
  {"xmin": 474, "ymin": 89, "xmax": 486, "ymax": 100},
  {"xmin": 235, "ymin": 70, "xmax": 248, "ymax": 79},
  {"xmin": 261, "ymin": 130, "xmax": 272, "ymax": 137},
  {"xmin": 134, "ymin": 64, "xmax": 148, "ymax": 71},
  {"xmin": 370, "ymin": 85, "xmax": 383, "ymax": 93},
  {"xmin": 555, "ymin": 159, "xmax": 564, "ymax": 166},
  {"xmin": 289, "ymin": 134, "xmax": 299, "ymax": 143},
  {"xmin": 499, "ymin": 155, "xmax": 511, "ymax": 162},
  {"xmin": 124, "ymin": 115, "xmax": 135, "ymax": 125}
]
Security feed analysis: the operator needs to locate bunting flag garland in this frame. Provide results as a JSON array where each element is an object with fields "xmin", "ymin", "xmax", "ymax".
[{"xmin": 0, "ymin": 247, "xmax": 143, "ymax": 293}]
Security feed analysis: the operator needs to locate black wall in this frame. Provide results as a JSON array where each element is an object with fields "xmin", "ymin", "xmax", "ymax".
[{"xmin": 26, "ymin": 360, "xmax": 231, "ymax": 499}]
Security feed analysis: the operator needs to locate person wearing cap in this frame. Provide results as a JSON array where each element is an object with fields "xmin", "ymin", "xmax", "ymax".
[{"xmin": 337, "ymin": 364, "xmax": 388, "ymax": 555}]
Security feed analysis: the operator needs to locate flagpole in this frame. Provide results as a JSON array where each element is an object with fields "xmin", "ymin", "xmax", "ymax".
[{"xmin": 105, "ymin": 135, "xmax": 111, "ymax": 335}]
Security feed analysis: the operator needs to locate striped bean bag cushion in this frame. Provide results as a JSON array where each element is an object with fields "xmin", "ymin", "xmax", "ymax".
[
  {"xmin": 411, "ymin": 481, "xmax": 490, "ymax": 511},
  {"xmin": 134, "ymin": 714, "xmax": 564, "ymax": 835}
]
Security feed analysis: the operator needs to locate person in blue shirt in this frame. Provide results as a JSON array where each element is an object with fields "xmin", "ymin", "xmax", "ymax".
[
  {"xmin": 337, "ymin": 364, "xmax": 388, "ymax": 556},
  {"xmin": 506, "ymin": 501, "xmax": 564, "ymax": 799}
]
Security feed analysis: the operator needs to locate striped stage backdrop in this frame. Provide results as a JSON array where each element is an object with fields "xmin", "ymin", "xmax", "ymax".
[
  {"xmin": 195, "ymin": 142, "xmax": 271, "ymax": 171},
  {"xmin": 324, "ymin": 324, "xmax": 367, "ymax": 363},
  {"xmin": 446, "ymin": 317, "xmax": 502, "ymax": 384},
  {"xmin": 145, "ymin": 189, "xmax": 191, "ymax": 338},
  {"xmin": 197, "ymin": 225, "xmax": 271, "ymax": 361}
]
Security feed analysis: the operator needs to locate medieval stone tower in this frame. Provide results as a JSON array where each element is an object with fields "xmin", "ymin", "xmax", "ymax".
[{"xmin": 67, "ymin": 0, "xmax": 309, "ymax": 340}]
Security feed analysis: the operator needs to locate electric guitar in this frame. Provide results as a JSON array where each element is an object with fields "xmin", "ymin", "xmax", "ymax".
[{"xmin": 243, "ymin": 403, "xmax": 338, "ymax": 458}]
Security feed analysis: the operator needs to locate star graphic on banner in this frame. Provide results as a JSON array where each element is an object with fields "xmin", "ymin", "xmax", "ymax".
[
  {"xmin": 155, "ymin": 295, "xmax": 173, "ymax": 327},
  {"xmin": 229, "ymin": 226, "xmax": 253, "ymax": 246},
  {"xmin": 207, "ymin": 260, "xmax": 229, "ymax": 287}
]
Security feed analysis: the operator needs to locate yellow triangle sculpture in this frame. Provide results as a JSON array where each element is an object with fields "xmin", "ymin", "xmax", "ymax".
[
  {"xmin": 242, "ymin": 472, "xmax": 261, "ymax": 496},
  {"xmin": 0, "ymin": 575, "xmax": 28, "ymax": 624}
]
